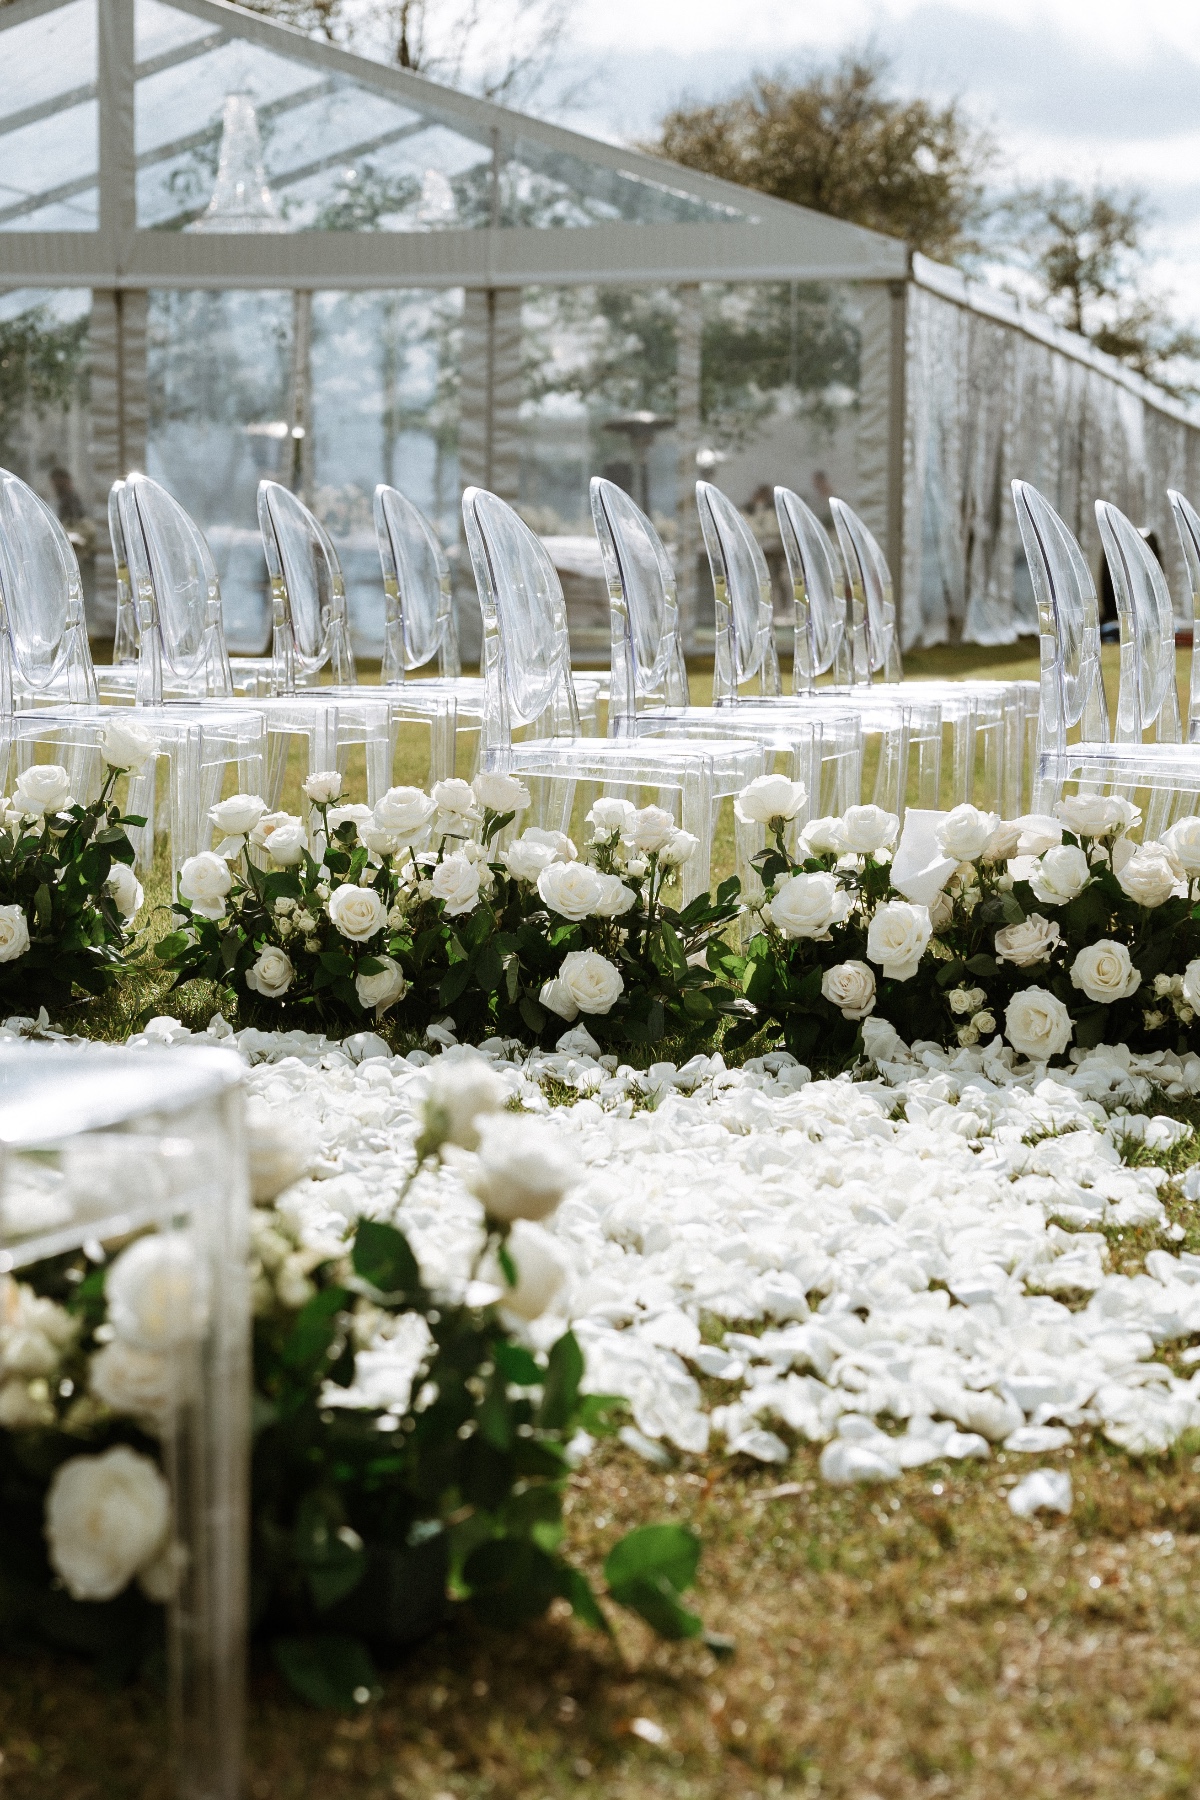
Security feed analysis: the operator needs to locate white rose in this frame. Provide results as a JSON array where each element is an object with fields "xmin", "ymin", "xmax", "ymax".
[
  {"xmin": 248, "ymin": 810, "xmax": 297, "ymax": 850},
  {"xmin": 432, "ymin": 777, "xmax": 482, "ymax": 835},
  {"xmin": 937, "ymin": 804, "xmax": 1000, "ymax": 863},
  {"xmin": 327, "ymin": 803, "xmax": 373, "ymax": 839},
  {"xmin": 981, "ymin": 819, "xmax": 1023, "ymax": 862},
  {"xmin": 659, "ymin": 830, "xmax": 699, "ymax": 869},
  {"xmin": 328, "ymin": 883, "xmax": 386, "ymax": 941},
  {"xmin": 1056, "ymin": 795, "xmax": 1129, "ymax": 838},
  {"xmin": 245, "ymin": 1097, "xmax": 318, "ymax": 1203},
  {"xmin": 90, "ymin": 1340, "xmax": 177, "ymax": 1434},
  {"xmin": 245, "ymin": 945, "xmax": 295, "ymax": 1000},
  {"xmin": 538, "ymin": 861, "xmax": 604, "ymax": 921},
  {"xmin": 502, "ymin": 836, "xmax": 558, "ymax": 882},
  {"xmin": 821, "ymin": 960, "xmax": 876, "ymax": 1020},
  {"xmin": 521, "ymin": 827, "xmax": 576, "ymax": 862},
  {"xmin": 557, "ymin": 948, "xmax": 624, "ymax": 1015},
  {"xmin": 592, "ymin": 875, "xmax": 637, "ymax": 919},
  {"xmin": 866, "ymin": 900, "xmax": 933, "ymax": 981},
  {"xmin": 0, "ymin": 904, "xmax": 30, "ymax": 963},
  {"xmin": 106, "ymin": 1234, "xmax": 210, "ymax": 1351},
  {"xmin": 266, "ymin": 821, "xmax": 308, "ymax": 867},
  {"xmin": 767, "ymin": 871, "xmax": 853, "ymax": 941},
  {"xmin": 539, "ymin": 976, "xmax": 578, "ymax": 1021},
  {"xmin": 839, "ymin": 804, "xmax": 899, "ymax": 854},
  {"xmin": 14, "ymin": 764, "xmax": 71, "ymax": 816},
  {"xmin": 1004, "ymin": 986, "xmax": 1073, "ymax": 1062},
  {"xmin": 1014, "ymin": 814, "xmax": 1063, "ymax": 856},
  {"xmin": 0, "ymin": 1378, "xmax": 54, "ymax": 1429},
  {"xmin": 373, "ymin": 786, "xmax": 437, "ymax": 843},
  {"xmin": 103, "ymin": 863, "xmax": 143, "ymax": 923},
  {"xmin": 472, "ymin": 771, "xmax": 530, "ymax": 814},
  {"xmin": 178, "ymin": 851, "xmax": 232, "ymax": 920},
  {"xmin": 587, "ymin": 796, "xmax": 638, "ymax": 836},
  {"xmin": 100, "ymin": 718, "xmax": 158, "ymax": 776},
  {"xmin": 1182, "ymin": 959, "xmax": 1200, "ymax": 1014},
  {"xmin": 994, "ymin": 912, "xmax": 1061, "ymax": 968},
  {"xmin": 1164, "ymin": 815, "xmax": 1200, "ymax": 875},
  {"xmin": 423, "ymin": 1053, "xmax": 505, "ymax": 1150},
  {"xmin": 1029, "ymin": 844, "xmax": 1089, "ymax": 906},
  {"xmin": 493, "ymin": 1220, "xmax": 567, "ymax": 1322},
  {"xmin": 799, "ymin": 815, "xmax": 847, "ymax": 855},
  {"xmin": 734, "ymin": 774, "xmax": 807, "ymax": 826},
  {"xmin": 355, "ymin": 954, "xmax": 407, "ymax": 1019},
  {"xmin": 467, "ymin": 1115, "xmax": 576, "ymax": 1222},
  {"xmin": 46, "ymin": 1446, "xmax": 171, "ymax": 1603},
  {"xmin": 929, "ymin": 890, "xmax": 954, "ymax": 930},
  {"xmin": 209, "ymin": 793, "xmax": 267, "ymax": 837},
  {"xmin": 430, "ymin": 852, "xmax": 481, "ymax": 916},
  {"xmin": 630, "ymin": 805, "xmax": 676, "ymax": 853},
  {"xmin": 302, "ymin": 770, "xmax": 343, "ymax": 804},
  {"xmin": 1116, "ymin": 842, "xmax": 1182, "ymax": 909},
  {"xmin": 1070, "ymin": 939, "xmax": 1140, "ymax": 1005}
]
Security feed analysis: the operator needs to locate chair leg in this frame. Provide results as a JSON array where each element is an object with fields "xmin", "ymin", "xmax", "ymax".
[{"xmin": 679, "ymin": 770, "xmax": 713, "ymax": 908}]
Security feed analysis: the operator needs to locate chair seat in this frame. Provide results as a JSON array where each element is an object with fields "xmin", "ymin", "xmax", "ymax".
[{"xmin": 498, "ymin": 732, "xmax": 762, "ymax": 800}]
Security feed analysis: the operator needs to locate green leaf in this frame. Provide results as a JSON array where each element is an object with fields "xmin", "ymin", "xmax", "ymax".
[
  {"xmin": 608, "ymin": 1576, "xmax": 704, "ymax": 1641},
  {"xmin": 282, "ymin": 1286, "xmax": 347, "ymax": 1373},
  {"xmin": 963, "ymin": 953, "xmax": 997, "ymax": 977},
  {"xmin": 519, "ymin": 994, "xmax": 547, "ymax": 1034},
  {"xmin": 34, "ymin": 884, "xmax": 51, "ymax": 930},
  {"xmin": 474, "ymin": 940, "xmax": 503, "ymax": 993},
  {"xmin": 555, "ymin": 1562, "xmax": 611, "ymax": 1634},
  {"xmin": 351, "ymin": 1221, "xmax": 423, "ymax": 1301},
  {"xmin": 576, "ymin": 1393, "xmax": 627, "ymax": 1436},
  {"xmin": 538, "ymin": 1329, "xmax": 584, "ymax": 1430},
  {"xmin": 438, "ymin": 961, "xmax": 472, "ymax": 1006},
  {"xmin": 603, "ymin": 1523, "xmax": 700, "ymax": 1596},
  {"xmin": 493, "ymin": 1340, "xmax": 541, "ymax": 1385},
  {"xmin": 462, "ymin": 1538, "xmax": 561, "ymax": 1629},
  {"xmin": 271, "ymin": 1634, "xmax": 379, "ymax": 1710}
]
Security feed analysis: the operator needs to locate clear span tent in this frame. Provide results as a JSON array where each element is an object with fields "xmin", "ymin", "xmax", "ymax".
[{"xmin": 2, "ymin": 0, "xmax": 1199, "ymax": 663}]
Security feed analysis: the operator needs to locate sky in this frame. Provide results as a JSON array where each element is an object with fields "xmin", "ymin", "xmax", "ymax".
[{"xmin": 553, "ymin": 0, "xmax": 1200, "ymax": 320}]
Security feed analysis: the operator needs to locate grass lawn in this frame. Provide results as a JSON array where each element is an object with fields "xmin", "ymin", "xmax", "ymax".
[{"xmin": 10, "ymin": 641, "xmax": 1200, "ymax": 1800}]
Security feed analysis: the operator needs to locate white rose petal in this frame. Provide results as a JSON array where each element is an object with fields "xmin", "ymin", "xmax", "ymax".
[
  {"xmin": 981, "ymin": 819, "xmax": 1023, "ymax": 862},
  {"xmin": 865, "ymin": 900, "xmax": 932, "ymax": 981},
  {"xmin": 1164, "ymin": 815, "xmax": 1200, "ymax": 875},
  {"xmin": 430, "ymin": 852, "xmax": 481, "ymax": 917},
  {"xmin": 799, "ymin": 815, "xmax": 847, "ymax": 855},
  {"xmin": 1056, "ymin": 794, "xmax": 1131, "ymax": 838},
  {"xmin": 537, "ymin": 861, "xmax": 605, "ymax": 921},
  {"xmin": 592, "ymin": 874, "xmax": 637, "ymax": 919},
  {"xmin": 248, "ymin": 810, "xmax": 300, "ymax": 850},
  {"xmin": 14, "ymin": 764, "xmax": 71, "ymax": 816},
  {"xmin": 492, "ymin": 1220, "xmax": 568, "ymax": 1322},
  {"xmin": 104, "ymin": 863, "xmax": 143, "ymax": 923},
  {"xmin": 521, "ymin": 826, "xmax": 577, "ymax": 862},
  {"xmin": 90, "ymin": 1340, "xmax": 177, "ymax": 1435},
  {"xmin": 422, "ymin": 1052, "xmax": 506, "ymax": 1150},
  {"xmin": 245, "ymin": 1096, "xmax": 319, "ymax": 1202},
  {"xmin": 937, "ymin": 804, "xmax": 1000, "ymax": 863},
  {"xmin": 266, "ymin": 821, "xmax": 308, "ymax": 867},
  {"xmin": 556, "ymin": 948, "xmax": 624, "ymax": 1016},
  {"xmin": 1115, "ymin": 842, "xmax": 1181, "ymax": 909},
  {"xmin": 178, "ymin": 851, "xmax": 232, "ymax": 920},
  {"xmin": 326, "ymin": 803, "xmax": 373, "ymax": 839},
  {"xmin": 1029, "ymin": 844, "xmax": 1090, "ymax": 906},
  {"xmin": 994, "ymin": 912, "xmax": 1061, "ymax": 969},
  {"xmin": 0, "ymin": 904, "xmax": 30, "ymax": 963},
  {"xmin": 372, "ymin": 786, "xmax": 437, "ymax": 843},
  {"xmin": 1014, "ymin": 813, "xmax": 1063, "ymax": 856},
  {"xmin": 302, "ymin": 770, "xmax": 343, "ymax": 804},
  {"xmin": 472, "ymin": 771, "xmax": 530, "ymax": 814},
  {"xmin": 539, "ymin": 975, "xmax": 578, "ymax": 1021},
  {"xmin": 46, "ymin": 1447, "xmax": 171, "ymax": 1603},
  {"xmin": 1069, "ymin": 940, "xmax": 1141, "ymax": 1005},
  {"xmin": 587, "ymin": 796, "xmax": 638, "ymax": 836},
  {"xmin": 328, "ymin": 883, "xmax": 387, "ymax": 942},
  {"xmin": 839, "ymin": 804, "xmax": 900, "ymax": 854},
  {"xmin": 355, "ymin": 954, "xmax": 407, "ymax": 1019},
  {"xmin": 468, "ymin": 1115, "xmax": 576, "ymax": 1222},
  {"xmin": 502, "ymin": 836, "xmax": 558, "ymax": 882},
  {"xmin": 630, "ymin": 805, "xmax": 676, "ymax": 853},
  {"xmin": 106, "ymin": 1234, "xmax": 210, "ymax": 1352},
  {"xmin": 208, "ymin": 793, "xmax": 267, "ymax": 837},
  {"xmin": 246, "ymin": 945, "xmax": 295, "ymax": 1000},
  {"xmin": 734, "ymin": 774, "xmax": 807, "ymax": 826},
  {"xmin": 1182, "ymin": 959, "xmax": 1200, "ymax": 1014},
  {"xmin": 659, "ymin": 830, "xmax": 699, "ymax": 869},
  {"xmin": 767, "ymin": 871, "xmax": 853, "ymax": 941},
  {"xmin": 821, "ymin": 960, "xmax": 876, "ymax": 1020},
  {"xmin": 1004, "ymin": 986, "xmax": 1073, "ymax": 1062},
  {"xmin": 100, "ymin": 719, "xmax": 158, "ymax": 776}
]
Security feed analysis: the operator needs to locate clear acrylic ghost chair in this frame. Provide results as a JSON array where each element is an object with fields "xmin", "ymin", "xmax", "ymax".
[
  {"xmin": 463, "ymin": 487, "xmax": 764, "ymax": 905},
  {"xmin": 115, "ymin": 474, "xmax": 391, "ymax": 811},
  {"xmin": 1013, "ymin": 479, "xmax": 1200, "ymax": 830},
  {"xmin": 109, "ymin": 479, "xmax": 139, "ymax": 667},
  {"xmin": 825, "ymin": 495, "xmax": 1030, "ymax": 815},
  {"xmin": 0, "ymin": 468, "xmax": 266, "ymax": 881},
  {"xmin": 0, "ymin": 1041, "xmax": 249, "ymax": 1800},
  {"xmin": 695, "ymin": 480, "xmax": 942, "ymax": 817},
  {"xmin": 590, "ymin": 476, "xmax": 862, "ymax": 836},
  {"xmin": 1168, "ymin": 489, "xmax": 1200, "ymax": 742}
]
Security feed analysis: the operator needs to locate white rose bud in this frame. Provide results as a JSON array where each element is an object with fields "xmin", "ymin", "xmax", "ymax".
[
  {"xmin": 767, "ymin": 871, "xmax": 854, "ymax": 941},
  {"xmin": 820, "ymin": 960, "xmax": 876, "ymax": 1020},
  {"xmin": 245, "ymin": 1097, "xmax": 318, "ymax": 1203},
  {"xmin": 472, "ymin": 771, "xmax": 531, "ymax": 814},
  {"xmin": 734, "ymin": 774, "xmax": 807, "ymax": 826},
  {"xmin": 430, "ymin": 852, "xmax": 482, "ymax": 917},
  {"xmin": 266, "ymin": 821, "xmax": 308, "ymax": 867},
  {"xmin": 467, "ymin": 1115, "xmax": 576, "ymax": 1222},
  {"xmin": 46, "ymin": 1447, "xmax": 171, "ymax": 1602},
  {"xmin": 302, "ymin": 770, "xmax": 343, "ymax": 804},
  {"xmin": 178, "ymin": 851, "xmax": 232, "ymax": 920},
  {"xmin": 355, "ymin": 954, "xmax": 407, "ymax": 1019},
  {"xmin": 328, "ymin": 883, "xmax": 386, "ymax": 942},
  {"xmin": 106, "ymin": 1234, "xmax": 210, "ymax": 1352},
  {"xmin": 556, "ymin": 948, "xmax": 624, "ymax": 1015},
  {"xmin": 1004, "ymin": 986, "xmax": 1073, "ymax": 1062},
  {"xmin": 0, "ymin": 904, "xmax": 30, "ymax": 963},
  {"xmin": 209, "ymin": 793, "xmax": 267, "ymax": 837},
  {"xmin": 14, "ymin": 764, "xmax": 71, "ymax": 816},
  {"xmin": 936, "ymin": 804, "xmax": 999, "ymax": 863},
  {"xmin": 423, "ymin": 1053, "xmax": 506, "ymax": 1150},
  {"xmin": 537, "ymin": 861, "xmax": 604, "ymax": 921},
  {"xmin": 586, "ymin": 796, "xmax": 638, "ymax": 837},
  {"xmin": 630, "ymin": 805, "xmax": 676, "ymax": 853},
  {"xmin": 502, "ymin": 836, "xmax": 558, "ymax": 882},
  {"xmin": 104, "ymin": 863, "xmax": 143, "ymax": 923},
  {"xmin": 994, "ymin": 912, "xmax": 1061, "ymax": 968},
  {"xmin": 839, "ymin": 804, "xmax": 900, "ymax": 854},
  {"xmin": 1029, "ymin": 844, "xmax": 1089, "ymax": 906},
  {"xmin": 100, "ymin": 718, "xmax": 158, "ymax": 776},
  {"xmin": 492, "ymin": 1220, "xmax": 568, "ymax": 1322},
  {"xmin": 1069, "ymin": 939, "xmax": 1140, "ymax": 1005},
  {"xmin": 658, "ymin": 830, "xmax": 699, "ymax": 869},
  {"xmin": 327, "ymin": 803, "xmax": 373, "ymax": 839},
  {"xmin": 981, "ymin": 819, "xmax": 1022, "ymax": 862},
  {"xmin": 865, "ymin": 900, "xmax": 932, "ymax": 981},
  {"xmin": 799, "ymin": 815, "xmax": 847, "ymax": 855},
  {"xmin": 1115, "ymin": 842, "xmax": 1181, "ymax": 909},
  {"xmin": 372, "ymin": 786, "xmax": 437, "ymax": 843},
  {"xmin": 245, "ymin": 945, "xmax": 295, "ymax": 1000}
]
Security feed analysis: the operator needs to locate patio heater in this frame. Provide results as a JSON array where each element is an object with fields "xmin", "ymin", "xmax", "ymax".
[{"xmin": 602, "ymin": 412, "xmax": 675, "ymax": 515}]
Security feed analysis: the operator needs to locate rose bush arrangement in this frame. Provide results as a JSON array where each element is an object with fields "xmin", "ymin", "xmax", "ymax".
[{"xmin": 157, "ymin": 773, "xmax": 747, "ymax": 1050}]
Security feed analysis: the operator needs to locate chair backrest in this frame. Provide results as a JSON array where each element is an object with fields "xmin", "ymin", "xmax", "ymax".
[
  {"xmin": 372, "ymin": 485, "xmax": 460, "ymax": 683},
  {"xmin": 108, "ymin": 480, "xmax": 138, "ymax": 666},
  {"xmin": 0, "ymin": 466, "xmax": 96, "ymax": 711},
  {"xmin": 589, "ymin": 476, "xmax": 688, "ymax": 736},
  {"xmin": 118, "ymin": 473, "xmax": 233, "ymax": 704},
  {"xmin": 1011, "ymin": 479, "xmax": 1109, "ymax": 753},
  {"xmin": 695, "ymin": 480, "xmax": 782, "ymax": 702},
  {"xmin": 461, "ymin": 487, "xmax": 580, "ymax": 752},
  {"xmin": 1095, "ymin": 499, "xmax": 1181, "ymax": 745},
  {"xmin": 257, "ymin": 481, "xmax": 355, "ymax": 688},
  {"xmin": 829, "ymin": 498, "xmax": 901, "ymax": 683},
  {"xmin": 1167, "ymin": 489, "xmax": 1200, "ymax": 738},
  {"xmin": 773, "ymin": 485, "xmax": 858, "ymax": 692}
]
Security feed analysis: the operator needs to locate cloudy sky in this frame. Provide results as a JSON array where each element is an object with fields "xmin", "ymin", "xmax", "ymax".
[{"xmin": 559, "ymin": 0, "xmax": 1200, "ymax": 315}]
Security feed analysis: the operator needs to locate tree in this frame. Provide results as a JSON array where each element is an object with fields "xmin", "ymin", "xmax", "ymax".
[
  {"xmin": 994, "ymin": 181, "xmax": 1200, "ymax": 397},
  {"xmin": 649, "ymin": 55, "xmax": 992, "ymax": 264}
]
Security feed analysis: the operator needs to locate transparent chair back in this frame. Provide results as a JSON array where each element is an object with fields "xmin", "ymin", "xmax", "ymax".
[
  {"xmin": 590, "ymin": 476, "xmax": 689, "ymax": 734},
  {"xmin": 1168, "ymin": 488, "xmax": 1200, "ymax": 742},
  {"xmin": 1095, "ymin": 499, "xmax": 1182, "ymax": 746},
  {"xmin": 119, "ymin": 473, "xmax": 233, "ymax": 705},
  {"xmin": 0, "ymin": 1042, "xmax": 249, "ymax": 1800},
  {"xmin": 1012, "ymin": 480, "xmax": 1109, "ymax": 775},
  {"xmin": 109, "ymin": 480, "xmax": 139, "ymax": 667},
  {"xmin": 373, "ymin": 484, "xmax": 461, "ymax": 683},
  {"xmin": 774, "ymin": 485, "xmax": 857, "ymax": 690},
  {"xmin": 829, "ymin": 498, "xmax": 902, "ymax": 683},
  {"xmin": 0, "ymin": 467, "xmax": 96, "ymax": 709},
  {"xmin": 257, "ymin": 481, "xmax": 355, "ymax": 691},
  {"xmin": 695, "ymin": 480, "xmax": 782, "ymax": 702}
]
